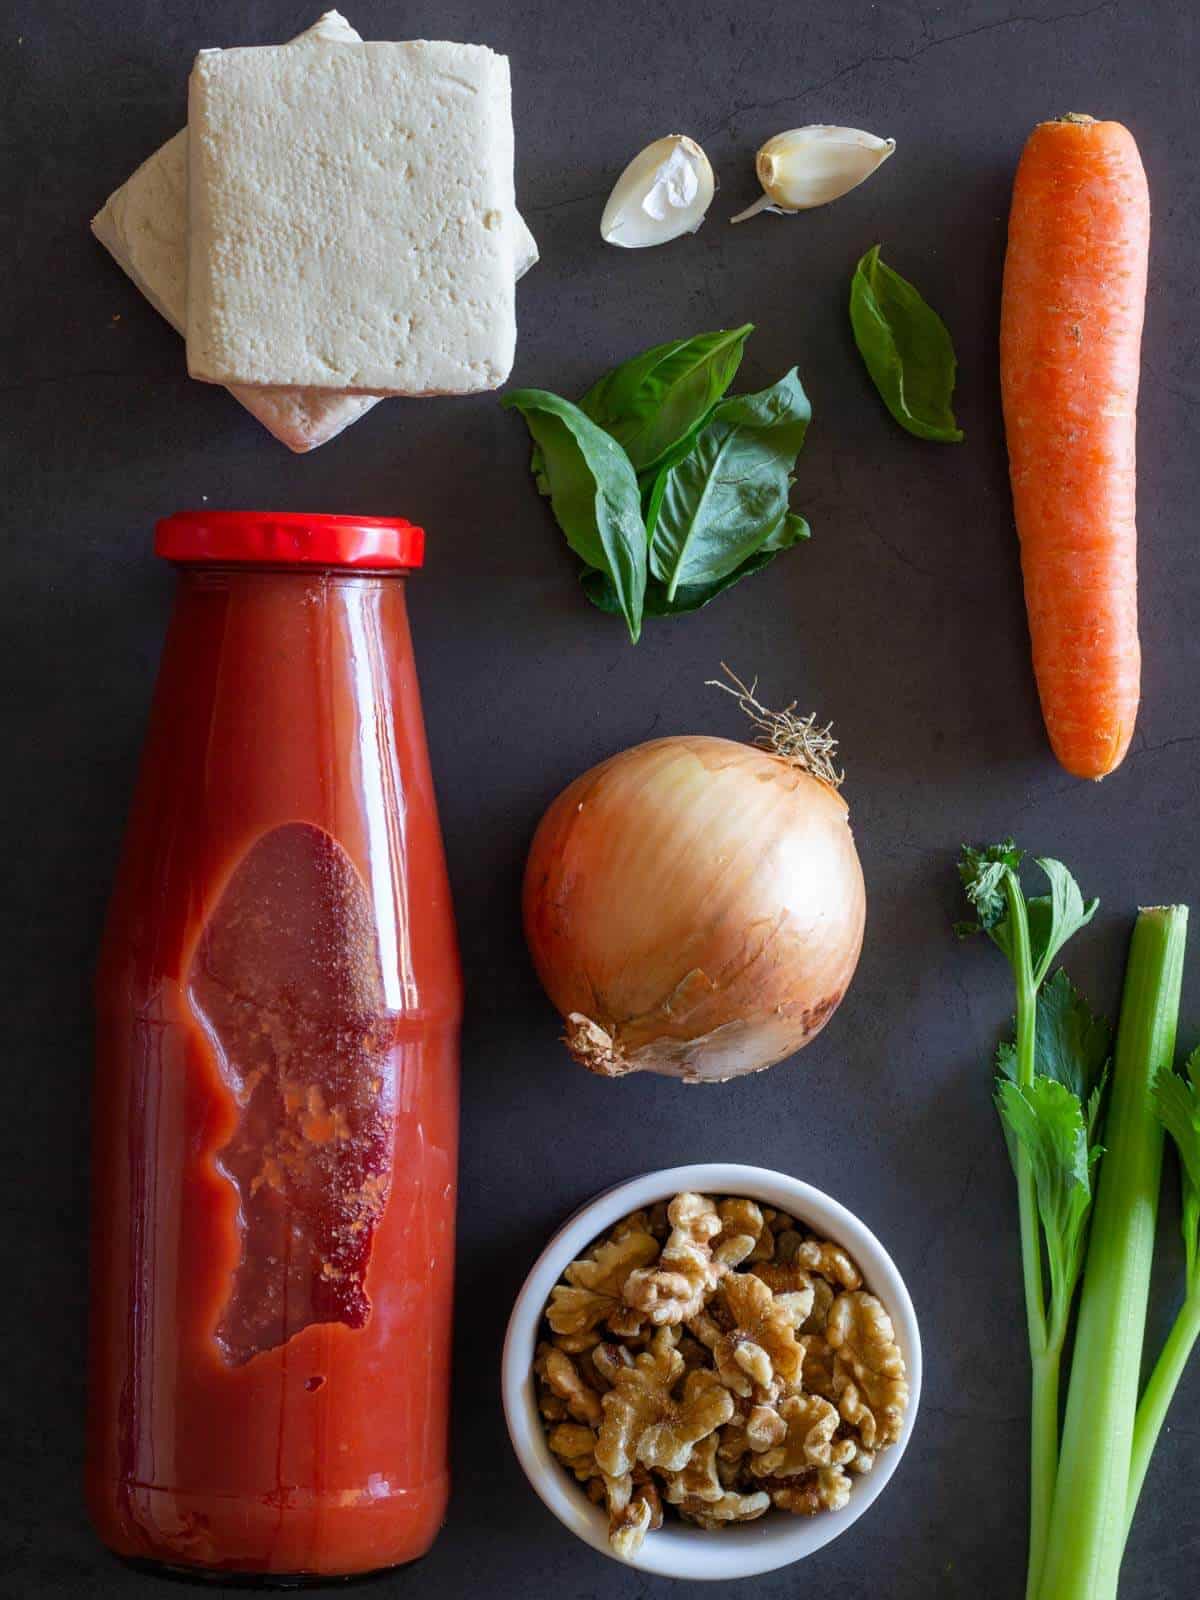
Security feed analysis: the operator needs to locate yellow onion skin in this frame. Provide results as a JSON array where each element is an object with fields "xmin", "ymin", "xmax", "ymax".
[{"xmin": 523, "ymin": 735, "xmax": 866, "ymax": 1083}]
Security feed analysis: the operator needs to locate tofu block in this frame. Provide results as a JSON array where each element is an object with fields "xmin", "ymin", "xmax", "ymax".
[
  {"xmin": 91, "ymin": 14, "xmax": 537, "ymax": 449},
  {"xmin": 93, "ymin": 126, "xmax": 376, "ymax": 451},
  {"xmin": 187, "ymin": 36, "xmax": 519, "ymax": 394}
]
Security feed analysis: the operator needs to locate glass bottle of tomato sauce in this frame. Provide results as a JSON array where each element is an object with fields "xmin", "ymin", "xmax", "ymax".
[{"xmin": 87, "ymin": 512, "xmax": 463, "ymax": 1581}]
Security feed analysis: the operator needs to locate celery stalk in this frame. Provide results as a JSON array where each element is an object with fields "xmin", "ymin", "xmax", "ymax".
[
  {"xmin": 1126, "ymin": 1042, "xmax": 1200, "ymax": 1531},
  {"xmin": 1127, "ymin": 1293, "xmax": 1200, "ymax": 1529},
  {"xmin": 1037, "ymin": 906, "xmax": 1188, "ymax": 1600},
  {"xmin": 1004, "ymin": 875, "xmax": 1055, "ymax": 1600},
  {"xmin": 956, "ymin": 844, "xmax": 1103, "ymax": 1600}
]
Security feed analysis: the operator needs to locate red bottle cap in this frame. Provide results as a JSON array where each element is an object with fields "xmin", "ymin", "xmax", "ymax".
[{"xmin": 155, "ymin": 511, "xmax": 425, "ymax": 570}]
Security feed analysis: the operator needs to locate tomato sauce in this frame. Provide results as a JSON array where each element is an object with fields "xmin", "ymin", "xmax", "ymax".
[{"xmin": 87, "ymin": 514, "xmax": 463, "ymax": 1579}]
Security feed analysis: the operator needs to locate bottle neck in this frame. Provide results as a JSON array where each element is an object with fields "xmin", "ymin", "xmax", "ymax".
[{"xmin": 176, "ymin": 563, "xmax": 411, "ymax": 585}]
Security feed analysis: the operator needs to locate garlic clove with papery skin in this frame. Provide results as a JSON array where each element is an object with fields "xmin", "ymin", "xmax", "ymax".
[
  {"xmin": 730, "ymin": 126, "xmax": 896, "ymax": 224},
  {"xmin": 601, "ymin": 135, "xmax": 716, "ymax": 248}
]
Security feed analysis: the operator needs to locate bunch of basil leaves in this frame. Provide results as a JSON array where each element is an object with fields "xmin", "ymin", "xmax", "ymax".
[{"xmin": 503, "ymin": 325, "xmax": 812, "ymax": 642}]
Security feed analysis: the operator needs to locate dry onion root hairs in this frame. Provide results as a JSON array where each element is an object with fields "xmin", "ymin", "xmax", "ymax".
[{"xmin": 707, "ymin": 664, "xmax": 844, "ymax": 789}]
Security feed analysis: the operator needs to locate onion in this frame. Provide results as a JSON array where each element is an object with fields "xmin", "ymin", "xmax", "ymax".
[{"xmin": 522, "ymin": 680, "xmax": 865, "ymax": 1083}]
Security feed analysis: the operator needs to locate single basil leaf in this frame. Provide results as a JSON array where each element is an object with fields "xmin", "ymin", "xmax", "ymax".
[
  {"xmin": 663, "ymin": 510, "xmax": 810, "ymax": 611},
  {"xmin": 582, "ymin": 509, "xmax": 809, "ymax": 618},
  {"xmin": 581, "ymin": 568, "xmax": 637, "ymax": 616},
  {"xmin": 641, "ymin": 437, "xmax": 786, "ymax": 540},
  {"xmin": 638, "ymin": 401, "xmax": 720, "ymax": 490},
  {"xmin": 582, "ymin": 553, "xmax": 773, "ymax": 617},
  {"xmin": 503, "ymin": 389, "xmax": 647, "ymax": 642},
  {"xmin": 530, "ymin": 442, "xmax": 550, "ymax": 496},
  {"xmin": 764, "ymin": 511, "xmax": 811, "ymax": 551},
  {"xmin": 579, "ymin": 325, "xmax": 754, "ymax": 475},
  {"xmin": 644, "ymin": 462, "xmax": 671, "ymax": 542},
  {"xmin": 850, "ymin": 245, "xmax": 963, "ymax": 443},
  {"xmin": 640, "ymin": 451, "xmax": 799, "ymax": 548},
  {"xmin": 658, "ymin": 554, "xmax": 777, "ymax": 614},
  {"xmin": 649, "ymin": 369, "xmax": 811, "ymax": 600}
]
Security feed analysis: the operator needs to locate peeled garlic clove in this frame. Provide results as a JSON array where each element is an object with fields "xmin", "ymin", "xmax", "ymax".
[
  {"xmin": 730, "ymin": 126, "xmax": 896, "ymax": 224},
  {"xmin": 600, "ymin": 135, "xmax": 715, "ymax": 248}
]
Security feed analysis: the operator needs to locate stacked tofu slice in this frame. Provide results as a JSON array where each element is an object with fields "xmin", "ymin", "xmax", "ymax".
[{"xmin": 92, "ymin": 13, "xmax": 537, "ymax": 451}]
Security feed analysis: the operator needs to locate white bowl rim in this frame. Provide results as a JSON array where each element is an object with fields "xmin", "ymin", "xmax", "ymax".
[{"xmin": 501, "ymin": 1162, "xmax": 923, "ymax": 1581}]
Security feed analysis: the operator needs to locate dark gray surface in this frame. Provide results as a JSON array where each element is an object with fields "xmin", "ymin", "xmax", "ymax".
[{"xmin": 2, "ymin": 0, "xmax": 1197, "ymax": 1595}]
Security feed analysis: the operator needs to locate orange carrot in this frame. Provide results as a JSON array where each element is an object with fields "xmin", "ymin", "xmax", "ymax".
[{"xmin": 1000, "ymin": 115, "xmax": 1149, "ymax": 781}]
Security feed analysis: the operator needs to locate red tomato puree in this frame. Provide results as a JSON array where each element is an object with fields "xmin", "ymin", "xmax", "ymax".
[{"xmin": 87, "ymin": 515, "xmax": 462, "ymax": 1579}]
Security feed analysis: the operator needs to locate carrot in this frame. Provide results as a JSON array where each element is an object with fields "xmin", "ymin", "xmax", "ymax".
[{"xmin": 1000, "ymin": 115, "xmax": 1149, "ymax": 781}]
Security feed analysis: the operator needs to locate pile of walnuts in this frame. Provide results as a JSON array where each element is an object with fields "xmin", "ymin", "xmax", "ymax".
[{"xmin": 533, "ymin": 1191, "xmax": 909, "ymax": 1559}]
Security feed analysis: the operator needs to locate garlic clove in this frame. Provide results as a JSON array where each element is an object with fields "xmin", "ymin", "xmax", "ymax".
[
  {"xmin": 730, "ymin": 126, "xmax": 896, "ymax": 224},
  {"xmin": 601, "ymin": 135, "xmax": 716, "ymax": 248}
]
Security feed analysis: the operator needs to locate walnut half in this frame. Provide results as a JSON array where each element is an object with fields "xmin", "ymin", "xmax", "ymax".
[{"xmin": 826, "ymin": 1290, "xmax": 909, "ymax": 1451}]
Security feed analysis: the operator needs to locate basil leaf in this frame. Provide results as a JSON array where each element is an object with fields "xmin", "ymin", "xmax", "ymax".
[
  {"xmin": 503, "ymin": 389, "xmax": 647, "ymax": 642},
  {"xmin": 579, "ymin": 324, "xmax": 754, "ymax": 475},
  {"xmin": 656, "ymin": 509, "xmax": 809, "ymax": 612},
  {"xmin": 582, "ymin": 557, "xmax": 772, "ymax": 618},
  {"xmin": 850, "ymin": 245, "xmax": 964, "ymax": 442},
  {"xmin": 582, "ymin": 510, "xmax": 809, "ymax": 617},
  {"xmin": 763, "ymin": 510, "xmax": 811, "ymax": 552},
  {"xmin": 529, "ymin": 442, "xmax": 550, "ymax": 496},
  {"xmin": 648, "ymin": 369, "xmax": 811, "ymax": 600},
  {"xmin": 639, "ymin": 401, "xmax": 719, "ymax": 491},
  {"xmin": 643, "ymin": 463, "xmax": 670, "ymax": 543}
]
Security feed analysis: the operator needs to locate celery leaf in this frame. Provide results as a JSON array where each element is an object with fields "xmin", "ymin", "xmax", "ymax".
[
  {"xmin": 1029, "ymin": 858, "xmax": 1100, "ymax": 984},
  {"xmin": 957, "ymin": 839, "xmax": 1023, "ymax": 934},
  {"xmin": 997, "ymin": 970, "xmax": 1111, "ymax": 1104},
  {"xmin": 1154, "ymin": 1046, "xmax": 1200, "ymax": 1288},
  {"xmin": 966, "ymin": 849, "xmax": 1098, "ymax": 982},
  {"xmin": 998, "ymin": 1076, "xmax": 1100, "ymax": 1319}
]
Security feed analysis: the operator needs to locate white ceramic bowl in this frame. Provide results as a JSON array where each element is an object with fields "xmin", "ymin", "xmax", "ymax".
[{"xmin": 502, "ymin": 1162, "xmax": 922, "ymax": 1581}]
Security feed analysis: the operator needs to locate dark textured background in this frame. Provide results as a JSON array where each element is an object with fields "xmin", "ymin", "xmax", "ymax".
[{"xmin": 2, "ymin": 1, "xmax": 1197, "ymax": 1595}]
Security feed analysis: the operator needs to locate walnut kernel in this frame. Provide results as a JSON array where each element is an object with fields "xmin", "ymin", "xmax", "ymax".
[{"xmin": 535, "ymin": 1191, "xmax": 909, "ymax": 1556}]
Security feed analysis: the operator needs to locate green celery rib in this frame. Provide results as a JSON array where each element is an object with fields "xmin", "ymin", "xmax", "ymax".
[
  {"xmin": 1127, "ymin": 1292, "xmax": 1200, "ymax": 1532},
  {"xmin": 1127, "ymin": 1058, "xmax": 1200, "ymax": 1530},
  {"xmin": 1004, "ymin": 874, "xmax": 1054, "ymax": 1600},
  {"xmin": 1037, "ymin": 906, "xmax": 1188, "ymax": 1600},
  {"xmin": 1027, "ymin": 1351, "xmax": 1060, "ymax": 1600}
]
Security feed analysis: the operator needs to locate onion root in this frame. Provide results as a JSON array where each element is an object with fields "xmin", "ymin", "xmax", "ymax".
[{"xmin": 707, "ymin": 664, "xmax": 844, "ymax": 788}]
